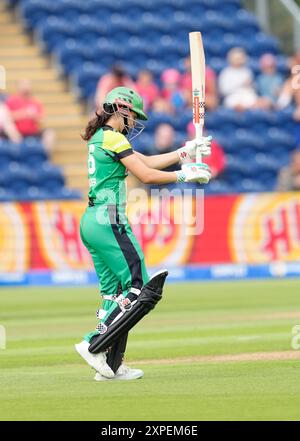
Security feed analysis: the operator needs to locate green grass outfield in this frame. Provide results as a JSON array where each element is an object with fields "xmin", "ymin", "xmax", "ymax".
[{"xmin": 1, "ymin": 279, "xmax": 300, "ymax": 421}]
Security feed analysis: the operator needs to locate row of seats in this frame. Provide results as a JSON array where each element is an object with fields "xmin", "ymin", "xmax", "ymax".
[
  {"xmin": 0, "ymin": 186, "xmax": 81, "ymax": 201},
  {"xmin": 0, "ymin": 138, "xmax": 81, "ymax": 201},
  {"xmin": 18, "ymin": 0, "xmax": 243, "ymax": 23},
  {"xmin": 16, "ymin": 0, "xmax": 282, "ymax": 103},
  {"xmin": 54, "ymin": 34, "xmax": 280, "ymax": 63},
  {"xmin": 34, "ymin": 14, "xmax": 261, "ymax": 42}
]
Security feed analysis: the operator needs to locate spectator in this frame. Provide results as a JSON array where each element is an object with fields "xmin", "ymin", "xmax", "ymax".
[
  {"xmin": 219, "ymin": 48, "xmax": 259, "ymax": 110},
  {"xmin": 180, "ymin": 56, "xmax": 218, "ymax": 111},
  {"xmin": 277, "ymin": 52, "xmax": 300, "ymax": 110},
  {"xmin": 256, "ymin": 53, "xmax": 284, "ymax": 107},
  {"xmin": 152, "ymin": 123, "xmax": 179, "ymax": 169},
  {"xmin": 0, "ymin": 89, "xmax": 22, "ymax": 143},
  {"xmin": 277, "ymin": 52, "xmax": 300, "ymax": 144},
  {"xmin": 161, "ymin": 68, "xmax": 185, "ymax": 112},
  {"xmin": 6, "ymin": 79, "xmax": 54, "ymax": 151},
  {"xmin": 187, "ymin": 121, "xmax": 226, "ymax": 179},
  {"xmin": 95, "ymin": 64, "xmax": 135, "ymax": 110},
  {"xmin": 151, "ymin": 96, "xmax": 173, "ymax": 114},
  {"xmin": 135, "ymin": 70, "xmax": 160, "ymax": 111},
  {"xmin": 276, "ymin": 148, "xmax": 300, "ymax": 191}
]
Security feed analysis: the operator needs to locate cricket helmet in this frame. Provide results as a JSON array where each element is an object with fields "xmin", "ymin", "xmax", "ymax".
[{"xmin": 104, "ymin": 87, "xmax": 148, "ymax": 121}]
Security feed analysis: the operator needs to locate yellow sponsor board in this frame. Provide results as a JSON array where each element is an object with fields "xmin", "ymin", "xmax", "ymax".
[
  {"xmin": 230, "ymin": 193, "xmax": 300, "ymax": 263},
  {"xmin": 0, "ymin": 204, "xmax": 28, "ymax": 273}
]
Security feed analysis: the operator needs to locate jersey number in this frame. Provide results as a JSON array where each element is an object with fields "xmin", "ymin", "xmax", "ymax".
[
  {"xmin": 88, "ymin": 155, "xmax": 96, "ymax": 175},
  {"xmin": 88, "ymin": 144, "xmax": 96, "ymax": 175}
]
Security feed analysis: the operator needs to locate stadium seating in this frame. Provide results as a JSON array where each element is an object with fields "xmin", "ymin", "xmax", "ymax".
[
  {"xmin": 0, "ymin": 138, "xmax": 81, "ymax": 201},
  {"xmin": 4, "ymin": 0, "xmax": 298, "ymax": 195}
]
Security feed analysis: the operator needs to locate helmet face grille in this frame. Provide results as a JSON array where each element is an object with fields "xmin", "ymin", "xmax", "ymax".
[{"xmin": 102, "ymin": 101, "xmax": 145, "ymax": 141}]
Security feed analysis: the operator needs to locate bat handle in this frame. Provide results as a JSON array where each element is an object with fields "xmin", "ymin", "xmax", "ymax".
[{"xmin": 195, "ymin": 124, "xmax": 203, "ymax": 164}]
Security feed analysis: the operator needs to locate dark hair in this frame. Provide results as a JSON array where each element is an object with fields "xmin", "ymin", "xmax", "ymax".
[
  {"xmin": 111, "ymin": 64, "xmax": 125, "ymax": 79},
  {"xmin": 81, "ymin": 110, "xmax": 112, "ymax": 141}
]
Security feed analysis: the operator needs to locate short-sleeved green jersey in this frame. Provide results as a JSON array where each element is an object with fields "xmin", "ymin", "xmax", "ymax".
[{"xmin": 87, "ymin": 127, "xmax": 133, "ymax": 207}]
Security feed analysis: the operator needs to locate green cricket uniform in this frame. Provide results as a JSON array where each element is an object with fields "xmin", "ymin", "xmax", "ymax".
[{"xmin": 80, "ymin": 126, "xmax": 149, "ymax": 342}]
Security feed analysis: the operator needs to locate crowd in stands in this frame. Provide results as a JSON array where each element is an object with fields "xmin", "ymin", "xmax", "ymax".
[
  {"xmin": 95, "ymin": 50, "xmax": 300, "ymax": 116},
  {"xmin": 93, "ymin": 48, "xmax": 300, "ymax": 190},
  {"xmin": 2, "ymin": 47, "xmax": 300, "ymax": 195}
]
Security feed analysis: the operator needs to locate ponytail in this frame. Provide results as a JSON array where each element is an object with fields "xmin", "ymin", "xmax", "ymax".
[{"xmin": 81, "ymin": 110, "xmax": 112, "ymax": 141}]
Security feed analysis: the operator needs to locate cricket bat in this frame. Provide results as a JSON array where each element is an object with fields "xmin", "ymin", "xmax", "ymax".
[{"xmin": 189, "ymin": 31, "xmax": 206, "ymax": 164}]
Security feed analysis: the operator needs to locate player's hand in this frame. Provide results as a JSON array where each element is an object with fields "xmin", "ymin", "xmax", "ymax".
[
  {"xmin": 175, "ymin": 163, "xmax": 211, "ymax": 184},
  {"xmin": 177, "ymin": 136, "xmax": 212, "ymax": 164}
]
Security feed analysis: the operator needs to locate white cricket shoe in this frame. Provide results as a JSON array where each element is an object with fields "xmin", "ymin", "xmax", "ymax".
[
  {"xmin": 94, "ymin": 364, "xmax": 144, "ymax": 381},
  {"xmin": 75, "ymin": 340, "xmax": 115, "ymax": 379}
]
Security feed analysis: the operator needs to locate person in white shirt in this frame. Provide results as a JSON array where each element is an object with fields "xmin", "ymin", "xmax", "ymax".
[{"xmin": 219, "ymin": 47, "xmax": 258, "ymax": 110}]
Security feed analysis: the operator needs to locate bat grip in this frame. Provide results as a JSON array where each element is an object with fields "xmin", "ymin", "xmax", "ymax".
[{"xmin": 195, "ymin": 124, "xmax": 203, "ymax": 164}]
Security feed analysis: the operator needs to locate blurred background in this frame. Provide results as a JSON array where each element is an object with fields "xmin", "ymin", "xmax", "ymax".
[{"xmin": 1, "ymin": 0, "xmax": 300, "ymax": 285}]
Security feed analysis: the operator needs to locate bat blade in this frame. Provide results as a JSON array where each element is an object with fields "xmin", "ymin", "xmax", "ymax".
[{"xmin": 189, "ymin": 31, "xmax": 206, "ymax": 163}]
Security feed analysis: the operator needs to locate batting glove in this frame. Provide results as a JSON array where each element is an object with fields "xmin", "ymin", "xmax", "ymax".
[
  {"xmin": 175, "ymin": 163, "xmax": 211, "ymax": 184},
  {"xmin": 177, "ymin": 135, "xmax": 212, "ymax": 164}
]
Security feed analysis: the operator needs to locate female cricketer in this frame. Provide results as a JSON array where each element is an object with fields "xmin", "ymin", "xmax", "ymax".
[{"xmin": 75, "ymin": 86, "xmax": 212, "ymax": 381}]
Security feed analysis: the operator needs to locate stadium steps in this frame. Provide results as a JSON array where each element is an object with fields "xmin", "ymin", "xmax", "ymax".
[{"xmin": 0, "ymin": 4, "xmax": 89, "ymax": 197}]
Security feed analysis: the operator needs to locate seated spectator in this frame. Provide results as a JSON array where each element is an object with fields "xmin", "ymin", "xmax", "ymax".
[
  {"xmin": 151, "ymin": 96, "xmax": 173, "ymax": 114},
  {"xmin": 219, "ymin": 48, "xmax": 260, "ymax": 111},
  {"xmin": 6, "ymin": 79, "xmax": 54, "ymax": 151},
  {"xmin": 187, "ymin": 121, "xmax": 226, "ymax": 179},
  {"xmin": 152, "ymin": 123, "xmax": 180, "ymax": 168},
  {"xmin": 276, "ymin": 148, "xmax": 300, "ymax": 191},
  {"xmin": 277, "ymin": 52, "xmax": 300, "ymax": 144},
  {"xmin": 95, "ymin": 64, "xmax": 135, "ymax": 110},
  {"xmin": 0, "ymin": 89, "xmax": 22, "ymax": 143},
  {"xmin": 256, "ymin": 53, "xmax": 284, "ymax": 107},
  {"xmin": 277, "ymin": 52, "xmax": 300, "ymax": 109},
  {"xmin": 135, "ymin": 70, "xmax": 160, "ymax": 111},
  {"xmin": 161, "ymin": 68, "xmax": 185, "ymax": 113},
  {"xmin": 180, "ymin": 56, "xmax": 218, "ymax": 111}
]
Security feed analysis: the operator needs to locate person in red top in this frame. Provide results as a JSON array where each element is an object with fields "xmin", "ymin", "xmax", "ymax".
[
  {"xmin": 6, "ymin": 79, "xmax": 54, "ymax": 151},
  {"xmin": 180, "ymin": 56, "xmax": 219, "ymax": 111},
  {"xmin": 95, "ymin": 64, "xmax": 135, "ymax": 110},
  {"xmin": 160, "ymin": 68, "xmax": 185, "ymax": 112},
  {"xmin": 6, "ymin": 79, "xmax": 44, "ymax": 136},
  {"xmin": 135, "ymin": 70, "xmax": 160, "ymax": 111},
  {"xmin": 0, "ymin": 89, "xmax": 22, "ymax": 143},
  {"xmin": 187, "ymin": 121, "xmax": 226, "ymax": 178}
]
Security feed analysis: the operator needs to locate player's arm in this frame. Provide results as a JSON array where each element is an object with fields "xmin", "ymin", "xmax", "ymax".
[
  {"xmin": 134, "ymin": 136, "xmax": 213, "ymax": 170},
  {"xmin": 121, "ymin": 153, "xmax": 178, "ymax": 184},
  {"xmin": 134, "ymin": 151, "xmax": 179, "ymax": 170},
  {"xmin": 121, "ymin": 151, "xmax": 212, "ymax": 185}
]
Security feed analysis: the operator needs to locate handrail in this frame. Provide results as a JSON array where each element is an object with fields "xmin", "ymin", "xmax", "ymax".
[{"xmin": 279, "ymin": 0, "xmax": 300, "ymax": 51}]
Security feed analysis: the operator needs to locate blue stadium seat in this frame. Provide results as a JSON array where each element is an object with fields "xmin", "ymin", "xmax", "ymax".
[
  {"xmin": 0, "ymin": 188, "xmax": 16, "ymax": 202},
  {"xmin": 205, "ymin": 179, "xmax": 235, "ymax": 195},
  {"xmin": 266, "ymin": 127, "xmax": 296, "ymax": 151},
  {"xmin": 72, "ymin": 62, "xmax": 107, "ymax": 96},
  {"xmin": 234, "ymin": 9, "xmax": 260, "ymax": 32},
  {"xmin": 51, "ymin": 187, "xmax": 82, "ymax": 200},
  {"xmin": 37, "ymin": 163, "xmax": 65, "ymax": 191},
  {"xmin": 235, "ymin": 178, "xmax": 267, "ymax": 193}
]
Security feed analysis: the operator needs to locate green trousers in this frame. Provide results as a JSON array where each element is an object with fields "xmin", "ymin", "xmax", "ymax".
[{"xmin": 80, "ymin": 204, "xmax": 149, "ymax": 342}]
